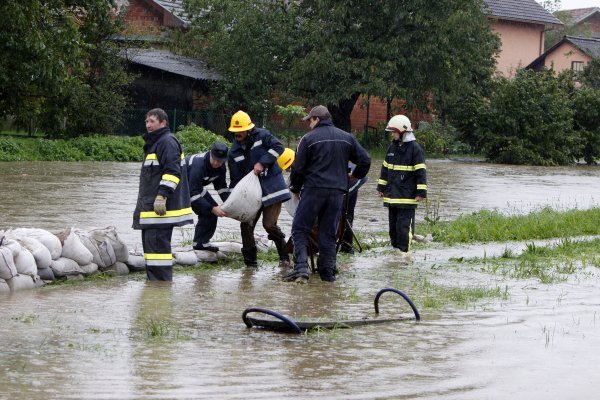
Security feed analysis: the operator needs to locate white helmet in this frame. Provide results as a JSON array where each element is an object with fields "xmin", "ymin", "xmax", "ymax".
[{"xmin": 385, "ymin": 115, "xmax": 412, "ymax": 132}]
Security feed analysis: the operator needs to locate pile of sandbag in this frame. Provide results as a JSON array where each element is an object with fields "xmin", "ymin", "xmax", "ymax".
[{"xmin": 0, "ymin": 226, "xmax": 131, "ymax": 293}]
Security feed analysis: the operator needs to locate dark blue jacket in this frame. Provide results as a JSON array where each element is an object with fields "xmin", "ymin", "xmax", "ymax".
[
  {"xmin": 133, "ymin": 127, "xmax": 193, "ymax": 229},
  {"xmin": 228, "ymin": 127, "xmax": 291, "ymax": 207},
  {"xmin": 185, "ymin": 152, "xmax": 229, "ymax": 214},
  {"xmin": 376, "ymin": 139, "xmax": 427, "ymax": 209},
  {"xmin": 290, "ymin": 120, "xmax": 371, "ymax": 192}
]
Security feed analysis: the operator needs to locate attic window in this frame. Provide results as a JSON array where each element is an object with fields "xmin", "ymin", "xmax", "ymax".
[{"xmin": 571, "ymin": 61, "xmax": 584, "ymax": 72}]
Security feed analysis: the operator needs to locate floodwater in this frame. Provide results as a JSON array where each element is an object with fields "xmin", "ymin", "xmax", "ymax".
[{"xmin": 0, "ymin": 160, "xmax": 599, "ymax": 399}]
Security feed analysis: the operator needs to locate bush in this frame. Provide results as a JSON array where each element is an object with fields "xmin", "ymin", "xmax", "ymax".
[
  {"xmin": 416, "ymin": 118, "xmax": 461, "ymax": 157},
  {"xmin": 572, "ymin": 87, "xmax": 600, "ymax": 164},
  {"xmin": 70, "ymin": 135, "xmax": 144, "ymax": 161},
  {"xmin": 175, "ymin": 124, "xmax": 229, "ymax": 155},
  {"xmin": 0, "ymin": 138, "xmax": 25, "ymax": 161}
]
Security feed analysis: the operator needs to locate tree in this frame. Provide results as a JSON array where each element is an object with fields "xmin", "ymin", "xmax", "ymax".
[
  {"xmin": 180, "ymin": 0, "xmax": 499, "ymax": 132},
  {"xmin": 0, "ymin": 0, "xmax": 132, "ymax": 136}
]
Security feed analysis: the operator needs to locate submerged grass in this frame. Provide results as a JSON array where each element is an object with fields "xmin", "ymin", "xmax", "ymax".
[
  {"xmin": 419, "ymin": 207, "xmax": 600, "ymax": 244},
  {"xmin": 418, "ymin": 278, "xmax": 508, "ymax": 309}
]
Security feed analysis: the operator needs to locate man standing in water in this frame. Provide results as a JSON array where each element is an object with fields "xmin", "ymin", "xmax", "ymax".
[
  {"xmin": 133, "ymin": 108, "xmax": 194, "ymax": 281},
  {"xmin": 227, "ymin": 110, "xmax": 291, "ymax": 269},
  {"xmin": 377, "ymin": 114, "xmax": 427, "ymax": 263},
  {"xmin": 284, "ymin": 105, "xmax": 371, "ymax": 282}
]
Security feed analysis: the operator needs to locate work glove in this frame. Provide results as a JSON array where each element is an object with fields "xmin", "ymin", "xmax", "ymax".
[{"xmin": 153, "ymin": 195, "xmax": 167, "ymax": 216}]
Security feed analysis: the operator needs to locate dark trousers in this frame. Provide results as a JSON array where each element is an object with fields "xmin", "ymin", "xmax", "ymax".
[
  {"xmin": 241, "ymin": 202, "xmax": 286, "ymax": 249},
  {"xmin": 142, "ymin": 228, "xmax": 174, "ymax": 281},
  {"xmin": 292, "ymin": 187, "xmax": 345, "ymax": 273},
  {"xmin": 388, "ymin": 207, "xmax": 415, "ymax": 252},
  {"xmin": 341, "ymin": 189, "xmax": 358, "ymax": 249},
  {"xmin": 192, "ymin": 204, "xmax": 217, "ymax": 247}
]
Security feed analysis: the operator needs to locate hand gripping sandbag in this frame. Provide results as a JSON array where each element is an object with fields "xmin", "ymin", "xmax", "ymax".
[{"xmin": 220, "ymin": 172, "xmax": 262, "ymax": 223}]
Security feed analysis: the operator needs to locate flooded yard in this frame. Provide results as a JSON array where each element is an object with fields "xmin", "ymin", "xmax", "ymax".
[{"xmin": 0, "ymin": 160, "xmax": 599, "ymax": 399}]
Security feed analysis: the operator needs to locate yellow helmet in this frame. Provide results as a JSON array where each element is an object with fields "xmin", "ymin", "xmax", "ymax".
[
  {"xmin": 277, "ymin": 148, "xmax": 295, "ymax": 170},
  {"xmin": 228, "ymin": 110, "xmax": 255, "ymax": 132}
]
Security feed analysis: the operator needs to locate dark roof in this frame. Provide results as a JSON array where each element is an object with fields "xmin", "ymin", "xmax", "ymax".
[
  {"xmin": 484, "ymin": 0, "xmax": 563, "ymax": 26},
  {"xmin": 152, "ymin": 0, "xmax": 189, "ymax": 25},
  {"xmin": 121, "ymin": 48, "xmax": 221, "ymax": 81},
  {"xmin": 526, "ymin": 36, "xmax": 600, "ymax": 69},
  {"xmin": 563, "ymin": 7, "xmax": 600, "ymax": 24}
]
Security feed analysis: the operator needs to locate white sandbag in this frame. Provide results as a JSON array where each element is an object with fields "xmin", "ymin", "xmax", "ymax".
[
  {"xmin": 33, "ymin": 275, "xmax": 45, "ymax": 288},
  {"xmin": 16, "ymin": 237, "xmax": 52, "ymax": 269},
  {"xmin": 10, "ymin": 228, "xmax": 62, "ymax": 260},
  {"xmin": 173, "ymin": 251, "xmax": 200, "ymax": 266},
  {"xmin": 89, "ymin": 227, "xmax": 129, "ymax": 263},
  {"xmin": 210, "ymin": 241, "xmax": 243, "ymax": 254},
  {"xmin": 194, "ymin": 250, "xmax": 219, "ymax": 262},
  {"xmin": 74, "ymin": 230, "xmax": 116, "ymax": 268},
  {"xmin": 2, "ymin": 238, "xmax": 22, "ymax": 257},
  {"xmin": 102, "ymin": 262, "xmax": 129, "ymax": 276},
  {"xmin": 7, "ymin": 274, "xmax": 35, "ymax": 292},
  {"xmin": 61, "ymin": 230, "xmax": 93, "ymax": 266},
  {"xmin": 221, "ymin": 172, "xmax": 262, "ymax": 223},
  {"xmin": 284, "ymin": 192, "xmax": 300, "ymax": 217},
  {"xmin": 50, "ymin": 257, "xmax": 83, "ymax": 278},
  {"xmin": 0, "ymin": 278, "xmax": 9, "ymax": 294},
  {"xmin": 0, "ymin": 246, "xmax": 18, "ymax": 280},
  {"xmin": 125, "ymin": 254, "xmax": 146, "ymax": 272},
  {"xmin": 79, "ymin": 262, "xmax": 99, "ymax": 275},
  {"xmin": 37, "ymin": 267, "xmax": 56, "ymax": 281},
  {"xmin": 13, "ymin": 247, "xmax": 37, "ymax": 276}
]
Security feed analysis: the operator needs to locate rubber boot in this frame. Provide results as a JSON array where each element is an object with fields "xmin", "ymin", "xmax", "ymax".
[
  {"xmin": 273, "ymin": 237, "xmax": 291, "ymax": 268},
  {"xmin": 241, "ymin": 246, "xmax": 258, "ymax": 268},
  {"xmin": 283, "ymin": 246, "xmax": 309, "ymax": 282}
]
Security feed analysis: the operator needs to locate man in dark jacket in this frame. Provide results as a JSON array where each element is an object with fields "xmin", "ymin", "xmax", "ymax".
[
  {"xmin": 133, "ymin": 108, "xmax": 194, "ymax": 281},
  {"xmin": 376, "ymin": 114, "xmax": 427, "ymax": 263},
  {"xmin": 227, "ymin": 110, "xmax": 291, "ymax": 268},
  {"xmin": 186, "ymin": 142, "xmax": 229, "ymax": 252},
  {"xmin": 284, "ymin": 105, "xmax": 371, "ymax": 282}
]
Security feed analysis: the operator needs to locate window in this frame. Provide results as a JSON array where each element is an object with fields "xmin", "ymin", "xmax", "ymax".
[{"xmin": 571, "ymin": 61, "xmax": 584, "ymax": 72}]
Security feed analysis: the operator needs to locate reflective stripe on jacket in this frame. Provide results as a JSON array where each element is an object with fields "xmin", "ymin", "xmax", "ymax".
[
  {"xmin": 376, "ymin": 140, "xmax": 427, "ymax": 209},
  {"xmin": 185, "ymin": 152, "xmax": 229, "ymax": 213},
  {"xmin": 133, "ymin": 127, "xmax": 194, "ymax": 229},
  {"xmin": 228, "ymin": 127, "xmax": 291, "ymax": 207}
]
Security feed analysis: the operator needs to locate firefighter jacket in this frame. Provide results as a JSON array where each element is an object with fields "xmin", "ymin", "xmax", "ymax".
[
  {"xmin": 185, "ymin": 152, "xmax": 229, "ymax": 213},
  {"xmin": 133, "ymin": 127, "xmax": 194, "ymax": 229},
  {"xmin": 376, "ymin": 139, "xmax": 427, "ymax": 209},
  {"xmin": 228, "ymin": 127, "xmax": 291, "ymax": 207},
  {"xmin": 290, "ymin": 120, "xmax": 371, "ymax": 192}
]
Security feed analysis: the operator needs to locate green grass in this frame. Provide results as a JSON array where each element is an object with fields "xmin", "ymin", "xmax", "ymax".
[
  {"xmin": 420, "ymin": 207, "xmax": 600, "ymax": 244},
  {"xmin": 419, "ymin": 278, "xmax": 508, "ymax": 309}
]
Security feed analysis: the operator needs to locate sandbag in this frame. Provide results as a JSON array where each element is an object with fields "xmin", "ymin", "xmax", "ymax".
[
  {"xmin": 0, "ymin": 246, "xmax": 18, "ymax": 280},
  {"xmin": 16, "ymin": 237, "xmax": 52, "ymax": 270},
  {"xmin": 13, "ymin": 247, "xmax": 37, "ymax": 276},
  {"xmin": 74, "ymin": 230, "xmax": 116, "ymax": 268},
  {"xmin": 7, "ymin": 274, "xmax": 35, "ymax": 292},
  {"xmin": 60, "ymin": 229, "xmax": 93, "ymax": 266},
  {"xmin": 125, "ymin": 254, "xmax": 146, "ymax": 272},
  {"xmin": 173, "ymin": 251, "xmax": 200, "ymax": 266},
  {"xmin": 284, "ymin": 193, "xmax": 300, "ymax": 217},
  {"xmin": 221, "ymin": 172, "xmax": 262, "ymax": 223},
  {"xmin": 37, "ymin": 267, "xmax": 56, "ymax": 281},
  {"xmin": 50, "ymin": 257, "xmax": 83, "ymax": 278},
  {"xmin": 210, "ymin": 241, "xmax": 243, "ymax": 254},
  {"xmin": 10, "ymin": 228, "xmax": 62, "ymax": 260},
  {"xmin": 89, "ymin": 227, "xmax": 129, "ymax": 263},
  {"xmin": 194, "ymin": 250, "xmax": 219, "ymax": 262},
  {"xmin": 102, "ymin": 262, "xmax": 129, "ymax": 276},
  {"xmin": 0, "ymin": 278, "xmax": 9, "ymax": 294},
  {"xmin": 79, "ymin": 262, "xmax": 99, "ymax": 275}
]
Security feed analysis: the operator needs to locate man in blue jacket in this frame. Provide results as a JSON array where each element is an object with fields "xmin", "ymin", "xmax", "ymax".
[
  {"xmin": 227, "ymin": 110, "xmax": 291, "ymax": 268},
  {"xmin": 285, "ymin": 105, "xmax": 371, "ymax": 283},
  {"xmin": 186, "ymin": 142, "xmax": 229, "ymax": 252},
  {"xmin": 133, "ymin": 108, "xmax": 194, "ymax": 281}
]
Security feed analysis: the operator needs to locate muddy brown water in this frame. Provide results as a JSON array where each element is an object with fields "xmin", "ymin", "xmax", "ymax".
[{"xmin": 0, "ymin": 160, "xmax": 599, "ymax": 399}]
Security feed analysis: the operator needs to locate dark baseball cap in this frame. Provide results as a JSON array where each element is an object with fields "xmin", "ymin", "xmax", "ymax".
[
  {"xmin": 302, "ymin": 105, "xmax": 331, "ymax": 121},
  {"xmin": 210, "ymin": 142, "xmax": 228, "ymax": 161}
]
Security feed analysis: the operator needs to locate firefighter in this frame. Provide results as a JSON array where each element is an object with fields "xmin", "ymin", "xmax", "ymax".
[
  {"xmin": 376, "ymin": 114, "xmax": 427, "ymax": 263},
  {"xmin": 227, "ymin": 110, "xmax": 291, "ymax": 268},
  {"xmin": 284, "ymin": 105, "xmax": 371, "ymax": 283},
  {"xmin": 186, "ymin": 142, "xmax": 229, "ymax": 252},
  {"xmin": 133, "ymin": 108, "xmax": 194, "ymax": 281}
]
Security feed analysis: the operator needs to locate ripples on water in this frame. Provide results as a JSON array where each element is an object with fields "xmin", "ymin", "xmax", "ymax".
[{"xmin": 0, "ymin": 160, "xmax": 599, "ymax": 399}]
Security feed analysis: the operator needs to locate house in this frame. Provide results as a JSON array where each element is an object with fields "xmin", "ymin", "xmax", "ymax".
[
  {"xmin": 562, "ymin": 7, "xmax": 600, "ymax": 38},
  {"xmin": 527, "ymin": 35, "xmax": 600, "ymax": 73}
]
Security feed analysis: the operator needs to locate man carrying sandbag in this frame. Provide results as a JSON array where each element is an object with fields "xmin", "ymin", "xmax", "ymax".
[
  {"xmin": 227, "ymin": 110, "xmax": 291, "ymax": 268},
  {"xmin": 133, "ymin": 108, "xmax": 194, "ymax": 281},
  {"xmin": 186, "ymin": 142, "xmax": 229, "ymax": 252}
]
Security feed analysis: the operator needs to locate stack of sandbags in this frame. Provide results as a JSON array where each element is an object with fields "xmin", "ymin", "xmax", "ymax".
[
  {"xmin": 8, "ymin": 228, "xmax": 62, "ymax": 281},
  {"xmin": 0, "ymin": 232, "xmax": 38, "ymax": 291}
]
